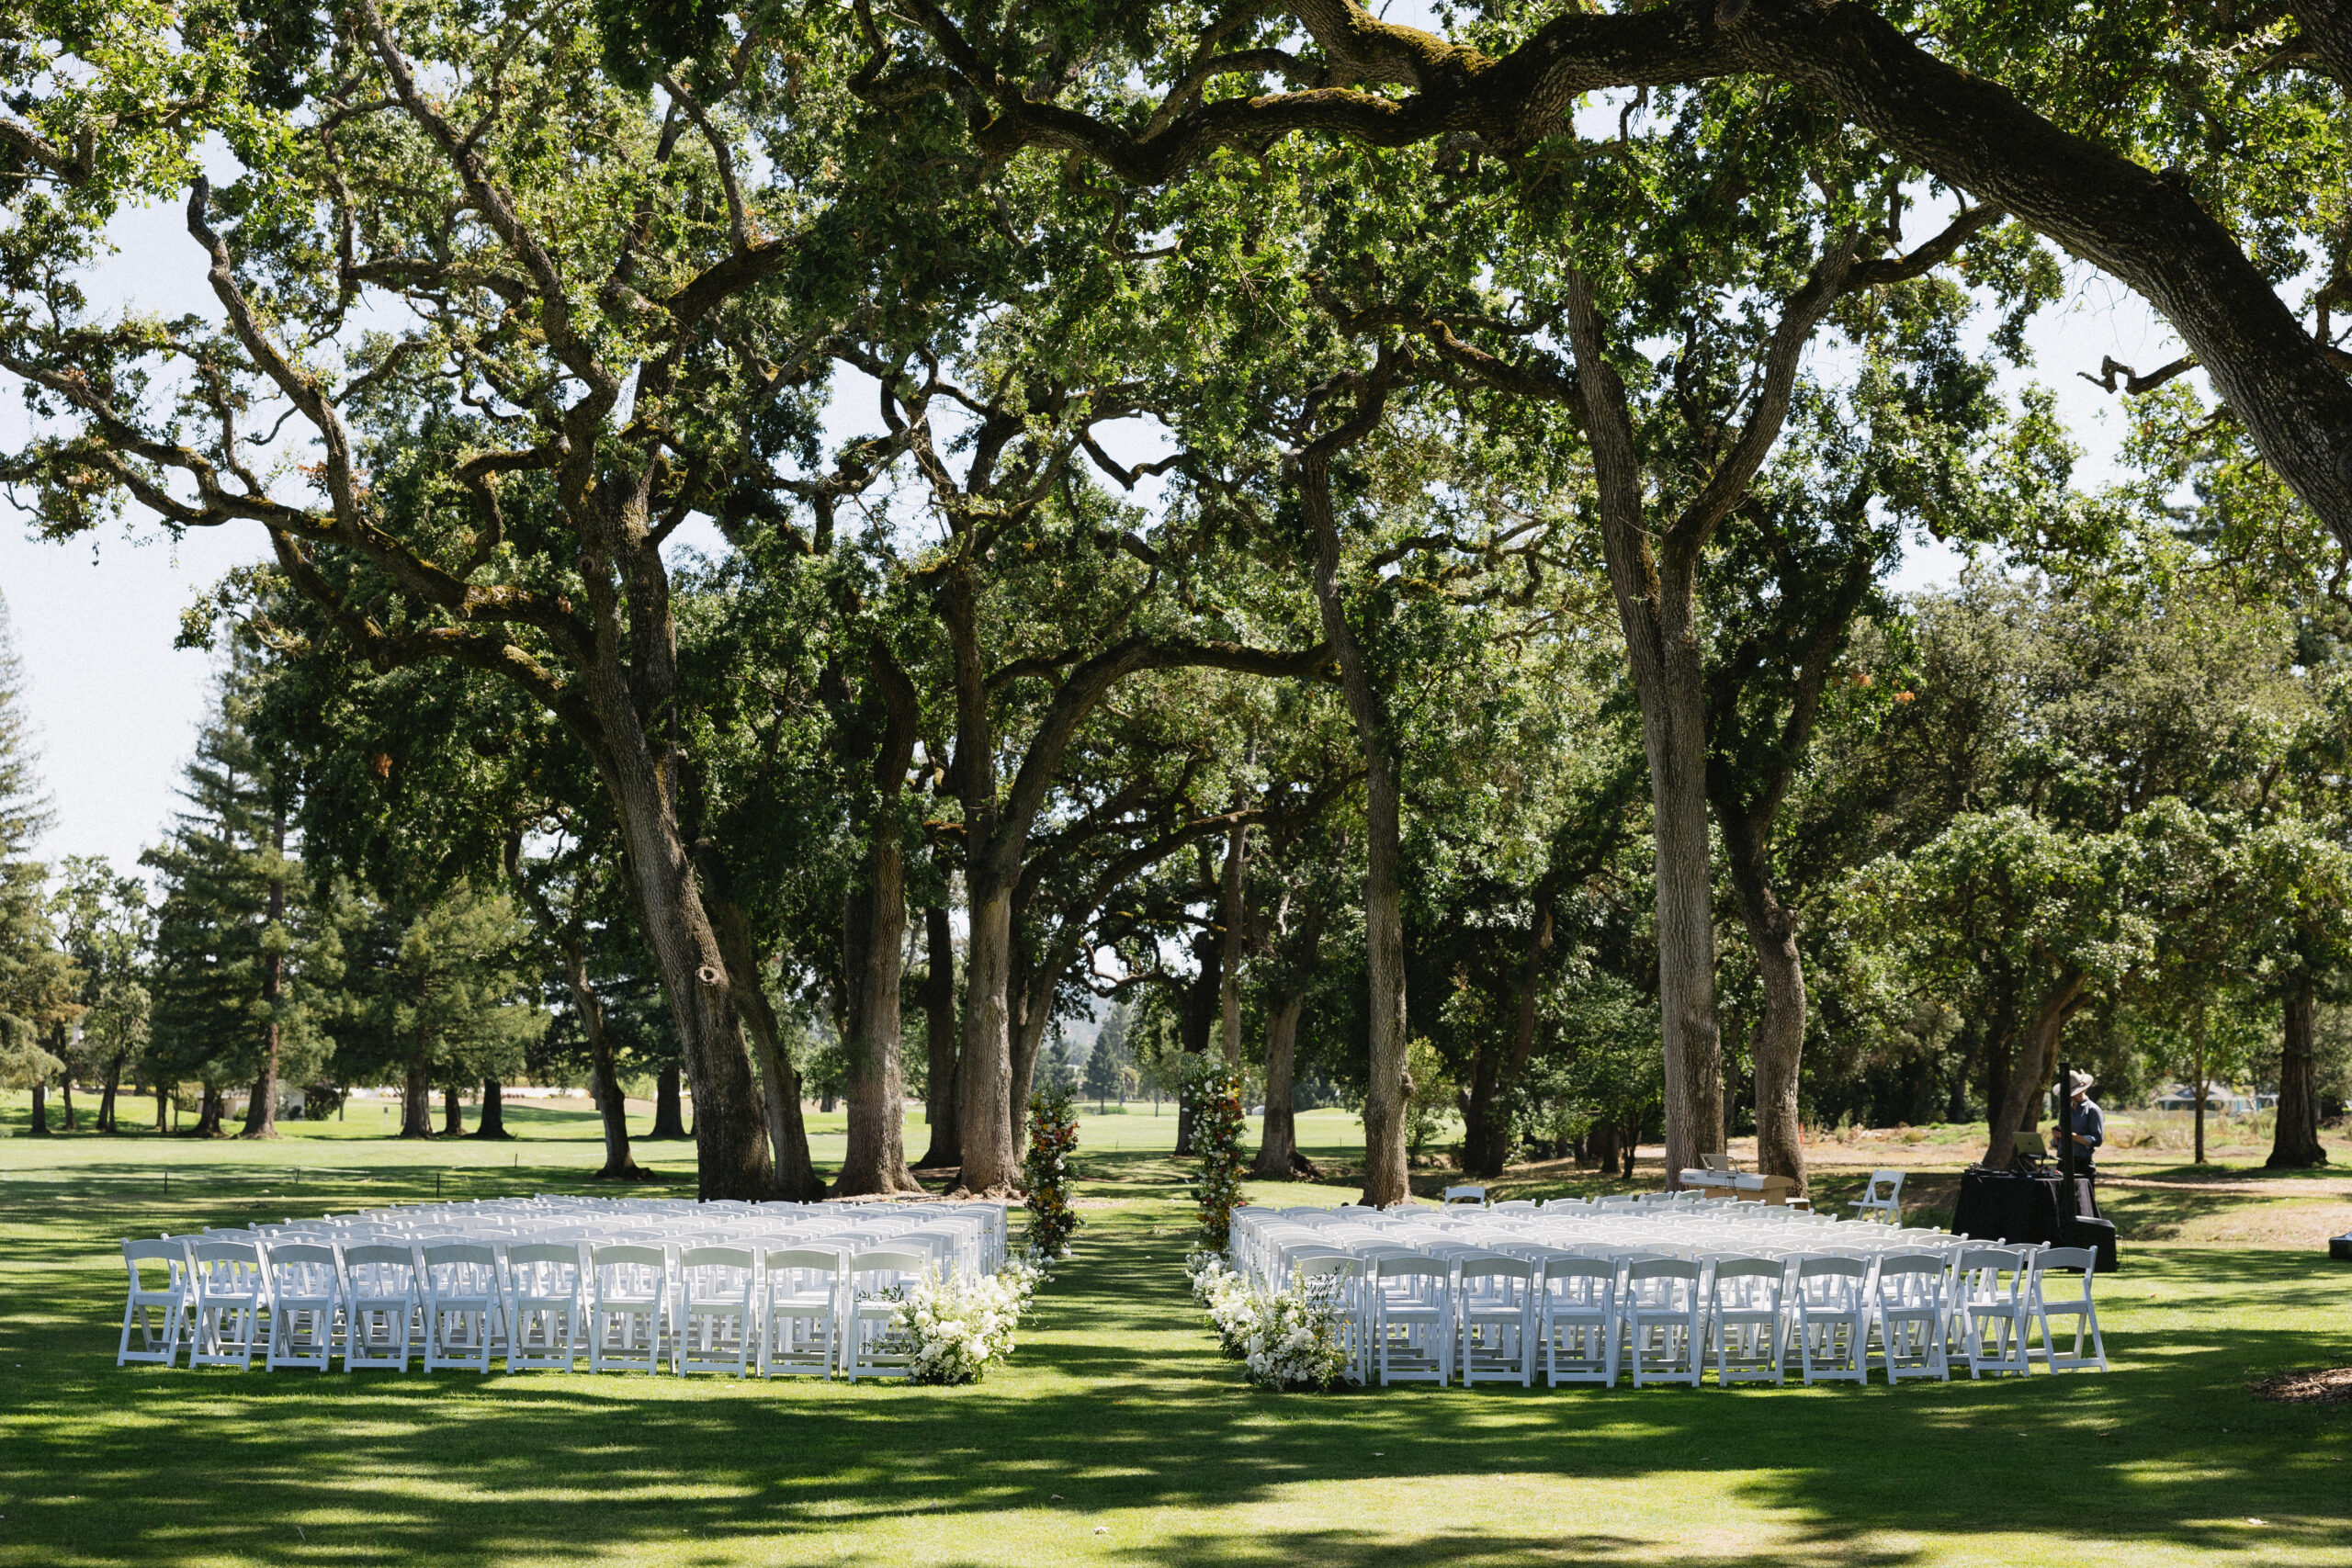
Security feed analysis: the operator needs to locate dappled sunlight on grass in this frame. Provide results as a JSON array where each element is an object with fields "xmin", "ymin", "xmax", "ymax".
[{"xmin": 1, "ymin": 1131, "xmax": 2347, "ymax": 1566}]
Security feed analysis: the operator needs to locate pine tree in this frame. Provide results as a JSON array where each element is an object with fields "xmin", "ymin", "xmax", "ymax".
[
  {"xmin": 142, "ymin": 654, "xmax": 330, "ymax": 1135},
  {"xmin": 0, "ymin": 590, "xmax": 72, "ymax": 1128},
  {"xmin": 332, "ymin": 884, "xmax": 544, "ymax": 1137}
]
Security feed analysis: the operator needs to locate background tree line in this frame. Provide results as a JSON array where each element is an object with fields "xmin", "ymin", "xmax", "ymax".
[{"xmin": 3, "ymin": 0, "xmax": 2348, "ymax": 1198}]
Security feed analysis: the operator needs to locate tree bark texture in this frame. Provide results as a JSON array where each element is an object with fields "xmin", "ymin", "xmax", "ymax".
[
  {"xmin": 1722, "ymin": 849, "xmax": 1807, "ymax": 1196},
  {"xmin": 400, "ymin": 1063, "xmax": 433, "ymax": 1138},
  {"xmin": 561, "ymin": 935, "xmax": 653, "ymax": 1181},
  {"xmin": 917, "ymin": 904, "xmax": 961, "ymax": 1168},
  {"xmin": 836, "ymin": 647, "xmax": 924, "ymax": 1196},
  {"xmin": 1983, "ymin": 968, "xmax": 2088, "ymax": 1168},
  {"xmin": 650, "ymin": 1063, "xmax": 687, "ymax": 1138},
  {"xmin": 27, "ymin": 1080, "xmax": 47, "ymax": 1135},
  {"xmin": 469, "ymin": 1079, "xmax": 511, "ymax": 1139},
  {"xmin": 837, "ymin": 873, "xmax": 921, "ymax": 1195},
  {"xmin": 1250, "ymin": 987, "xmax": 1311, "ymax": 1179},
  {"xmin": 1299, "ymin": 393, "xmax": 1411, "ymax": 1208},
  {"xmin": 59, "ymin": 1073, "xmax": 74, "ymax": 1132},
  {"xmin": 2268, "ymin": 976, "xmax": 2329, "ymax": 1168},
  {"xmin": 1558, "ymin": 276, "xmax": 1725, "ymax": 1185},
  {"xmin": 956, "ymin": 886, "xmax": 1019, "ymax": 1191},
  {"xmin": 242, "ymin": 808, "xmax": 286, "ymax": 1139},
  {"xmin": 442, "ymin": 1084, "xmax": 465, "ymax": 1136}
]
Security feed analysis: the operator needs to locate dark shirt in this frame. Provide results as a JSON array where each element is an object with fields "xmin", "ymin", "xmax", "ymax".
[{"xmin": 2064, "ymin": 1096, "xmax": 2105, "ymax": 1169}]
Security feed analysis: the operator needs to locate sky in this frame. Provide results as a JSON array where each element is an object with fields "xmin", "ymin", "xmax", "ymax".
[{"xmin": 0, "ymin": 171, "xmax": 2205, "ymax": 880}]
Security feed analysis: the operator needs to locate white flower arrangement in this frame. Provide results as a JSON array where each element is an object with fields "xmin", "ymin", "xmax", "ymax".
[
  {"xmin": 1185, "ymin": 1250, "xmax": 1258, "ymax": 1359},
  {"xmin": 1240, "ymin": 1272, "xmax": 1358, "ymax": 1392},
  {"xmin": 889, "ymin": 1258, "xmax": 1049, "ymax": 1385},
  {"xmin": 1185, "ymin": 1251, "xmax": 1359, "ymax": 1391}
]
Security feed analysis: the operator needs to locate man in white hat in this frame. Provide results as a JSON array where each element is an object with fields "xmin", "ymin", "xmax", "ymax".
[{"xmin": 2063, "ymin": 1069, "xmax": 2104, "ymax": 1174}]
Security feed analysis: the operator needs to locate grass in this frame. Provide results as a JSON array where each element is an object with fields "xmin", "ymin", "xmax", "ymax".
[{"xmin": 4, "ymin": 1100, "xmax": 2349, "ymax": 1566}]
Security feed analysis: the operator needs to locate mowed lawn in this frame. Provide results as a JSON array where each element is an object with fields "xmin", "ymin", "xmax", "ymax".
[{"xmin": 3, "ymin": 1101, "xmax": 2349, "ymax": 1567}]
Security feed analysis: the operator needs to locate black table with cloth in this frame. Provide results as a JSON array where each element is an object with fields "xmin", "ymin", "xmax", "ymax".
[{"xmin": 1951, "ymin": 1168, "xmax": 2118, "ymax": 1270}]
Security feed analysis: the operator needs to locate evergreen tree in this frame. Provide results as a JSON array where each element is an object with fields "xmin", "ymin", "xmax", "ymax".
[
  {"xmin": 0, "ymin": 590, "xmax": 71, "ymax": 1126},
  {"xmin": 49, "ymin": 856, "xmax": 153, "ymax": 1134},
  {"xmin": 142, "ymin": 655, "xmax": 332, "ymax": 1136},
  {"xmin": 332, "ymin": 885, "xmax": 544, "ymax": 1138}
]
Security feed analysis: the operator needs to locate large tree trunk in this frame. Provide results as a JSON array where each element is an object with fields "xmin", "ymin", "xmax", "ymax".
[
  {"xmin": 917, "ymin": 904, "xmax": 960, "ymax": 1169},
  {"xmin": 469, "ymin": 1079, "xmax": 511, "ymax": 1139},
  {"xmin": 155, "ymin": 1079, "xmax": 169, "ymax": 1132},
  {"xmin": 1983, "ymin": 968, "xmax": 2088, "ymax": 1168},
  {"xmin": 650, "ymin": 1064, "xmax": 687, "ymax": 1138},
  {"xmin": 1300, "ymin": 435, "xmax": 1410, "ymax": 1208},
  {"xmin": 1171, "ymin": 925, "xmax": 1226, "ymax": 1156},
  {"xmin": 1559, "ymin": 285, "xmax": 1728, "ymax": 1187},
  {"xmin": 1250, "ymin": 986, "xmax": 1311, "ymax": 1179},
  {"xmin": 562, "ymin": 937, "xmax": 654, "ymax": 1181},
  {"xmin": 956, "ymin": 881, "xmax": 1020, "ymax": 1192},
  {"xmin": 59, "ymin": 1072, "xmax": 75, "ymax": 1132},
  {"xmin": 400, "ymin": 1061, "xmax": 434, "ymax": 1138},
  {"xmin": 701, "ymin": 890, "xmax": 823, "ymax": 1200},
  {"xmin": 242, "ymin": 809, "xmax": 286, "ymax": 1139},
  {"xmin": 442, "ymin": 1084, "xmax": 465, "ymax": 1136},
  {"xmin": 2269, "ymin": 976, "xmax": 2329, "ymax": 1168},
  {"xmin": 586, "ymin": 680, "xmax": 775, "ymax": 1201},
  {"xmin": 836, "ymin": 643, "xmax": 924, "ymax": 1196},
  {"xmin": 1723, "ymin": 852, "xmax": 1808, "ymax": 1196},
  {"xmin": 28, "ymin": 1079, "xmax": 48, "ymax": 1135},
  {"xmin": 192, "ymin": 1080, "xmax": 226, "ymax": 1138},
  {"xmin": 836, "ymin": 865, "xmax": 922, "ymax": 1195},
  {"xmin": 1009, "ymin": 974, "xmax": 1055, "ymax": 1154}
]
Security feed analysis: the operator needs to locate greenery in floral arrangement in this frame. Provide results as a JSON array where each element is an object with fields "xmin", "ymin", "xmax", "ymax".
[
  {"xmin": 1023, "ymin": 1082, "xmax": 1082, "ymax": 1258},
  {"xmin": 1185, "ymin": 1061, "xmax": 1249, "ymax": 1249},
  {"xmin": 1184, "ymin": 1252, "xmax": 1358, "ymax": 1391},
  {"xmin": 888, "ymin": 1258, "xmax": 1047, "ymax": 1385}
]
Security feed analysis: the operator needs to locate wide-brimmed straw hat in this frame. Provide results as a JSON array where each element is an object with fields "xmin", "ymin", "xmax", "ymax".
[{"xmin": 2066, "ymin": 1069, "xmax": 2096, "ymax": 1097}]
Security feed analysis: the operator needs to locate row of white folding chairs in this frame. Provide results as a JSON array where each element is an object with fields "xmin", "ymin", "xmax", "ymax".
[
  {"xmin": 231, "ymin": 1206, "xmax": 999, "ymax": 1280},
  {"xmin": 263, "ymin": 1197, "xmax": 1008, "ymax": 1270},
  {"xmin": 1257, "ymin": 1243, "xmax": 2102, "ymax": 1389},
  {"xmin": 119, "ymin": 1235, "xmax": 964, "ymax": 1380}
]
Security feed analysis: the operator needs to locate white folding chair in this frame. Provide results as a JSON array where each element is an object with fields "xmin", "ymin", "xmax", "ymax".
[
  {"xmin": 343, "ymin": 1244, "xmax": 422, "ymax": 1371},
  {"xmin": 1873, "ymin": 1252, "xmax": 1951, "ymax": 1382},
  {"xmin": 263, "ymin": 1242, "xmax": 345, "ymax": 1371},
  {"xmin": 187, "ymin": 1241, "xmax": 270, "ymax": 1370},
  {"xmin": 844, "ymin": 1249, "xmax": 929, "ymax": 1382},
  {"xmin": 1456, "ymin": 1255, "xmax": 1537, "ymax": 1386},
  {"xmin": 117, "ymin": 1240, "xmax": 192, "ymax": 1367},
  {"xmin": 1442, "ymin": 1185, "xmax": 1488, "ymax": 1208},
  {"xmin": 1622, "ymin": 1258, "xmax": 1702, "ymax": 1388},
  {"xmin": 2028, "ymin": 1247, "xmax": 2108, "ymax": 1373},
  {"xmin": 504, "ymin": 1242, "xmax": 585, "ymax": 1371},
  {"xmin": 421, "ymin": 1243, "xmax": 507, "ymax": 1373},
  {"xmin": 1706, "ymin": 1258, "xmax": 1787, "ymax": 1385},
  {"xmin": 1849, "ymin": 1170, "xmax": 1905, "ymax": 1224},
  {"xmin": 589, "ymin": 1244, "xmax": 671, "ymax": 1374},
  {"xmin": 1372, "ymin": 1255, "xmax": 1453, "ymax": 1386},
  {"xmin": 759, "ymin": 1248, "xmax": 845, "ymax": 1378},
  {"xmin": 1792, "ymin": 1256, "xmax": 1873, "ymax": 1384},
  {"xmin": 677, "ymin": 1246, "xmax": 757, "ymax": 1377},
  {"xmin": 1954, "ymin": 1247, "xmax": 2035, "ymax": 1378},
  {"xmin": 1539, "ymin": 1257, "xmax": 1618, "ymax": 1386}
]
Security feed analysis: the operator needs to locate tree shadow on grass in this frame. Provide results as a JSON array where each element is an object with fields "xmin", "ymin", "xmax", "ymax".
[{"xmin": 5, "ymin": 1208, "xmax": 2349, "ymax": 1567}]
